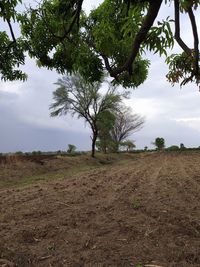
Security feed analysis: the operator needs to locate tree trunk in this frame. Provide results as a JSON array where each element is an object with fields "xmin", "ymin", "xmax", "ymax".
[
  {"xmin": 115, "ymin": 142, "xmax": 120, "ymax": 153},
  {"xmin": 91, "ymin": 132, "xmax": 98, "ymax": 157}
]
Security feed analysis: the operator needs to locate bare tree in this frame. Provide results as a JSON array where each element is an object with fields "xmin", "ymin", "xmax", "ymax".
[{"xmin": 111, "ymin": 107, "xmax": 145, "ymax": 152}]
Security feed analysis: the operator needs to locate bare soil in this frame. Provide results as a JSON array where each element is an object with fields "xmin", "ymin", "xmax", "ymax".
[{"xmin": 1, "ymin": 152, "xmax": 200, "ymax": 267}]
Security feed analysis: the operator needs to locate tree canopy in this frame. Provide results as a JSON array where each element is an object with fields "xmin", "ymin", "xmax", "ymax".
[
  {"xmin": 153, "ymin": 137, "xmax": 165, "ymax": 150},
  {"xmin": 0, "ymin": 0, "xmax": 199, "ymax": 87}
]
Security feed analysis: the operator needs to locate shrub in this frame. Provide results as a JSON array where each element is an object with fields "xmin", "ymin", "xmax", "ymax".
[
  {"xmin": 15, "ymin": 151, "xmax": 24, "ymax": 155},
  {"xmin": 167, "ymin": 145, "xmax": 180, "ymax": 151}
]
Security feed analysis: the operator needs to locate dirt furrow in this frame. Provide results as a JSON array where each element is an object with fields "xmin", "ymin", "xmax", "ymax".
[{"xmin": 1, "ymin": 152, "xmax": 200, "ymax": 267}]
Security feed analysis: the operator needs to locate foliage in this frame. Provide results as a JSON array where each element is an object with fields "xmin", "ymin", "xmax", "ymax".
[
  {"xmin": 132, "ymin": 199, "xmax": 141, "ymax": 210},
  {"xmin": 50, "ymin": 74, "xmax": 122, "ymax": 157},
  {"xmin": 96, "ymin": 110, "xmax": 116, "ymax": 153},
  {"xmin": 96, "ymin": 106, "xmax": 144, "ymax": 153},
  {"xmin": 0, "ymin": 0, "xmax": 27, "ymax": 81},
  {"xmin": 84, "ymin": 0, "xmax": 150, "ymax": 87},
  {"xmin": 15, "ymin": 151, "xmax": 24, "ymax": 155},
  {"xmin": 67, "ymin": 144, "xmax": 77, "ymax": 154},
  {"xmin": 31, "ymin": 150, "xmax": 42, "ymax": 155},
  {"xmin": 166, "ymin": 52, "xmax": 199, "ymax": 86},
  {"xmin": 120, "ymin": 140, "xmax": 136, "ymax": 152},
  {"xmin": 110, "ymin": 106, "xmax": 145, "ymax": 152},
  {"xmin": 1, "ymin": 0, "xmax": 199, "ymax": 87},
  {"xmin": 180, "ymin": 143, "xmax": 186, "ymax": 150},
  {"xmin": 166, "ymin": 145, "xmax": 180, "ymax": 151},
  {"xmin": 153, "ymin": 137, "xmax": 165, "ymax": 150}
]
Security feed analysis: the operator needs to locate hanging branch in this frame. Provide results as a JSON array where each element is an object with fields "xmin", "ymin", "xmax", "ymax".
[
  {"xmin": 6, "ymin": 19, "xmax": 16, "ymax": 42},
  {"xmin": 0, "ymin": 2, "xmax": 17, "ymax": 53},
  {"xmin": 63, "ymin": 0, "xmax": 83, "ymax": 37},
  {"xmin": 174, "ymin": 0, "xmax": 191, "ymax": 55},
  {"xmin": 109, "ymin": 0, "xmax": 163, "ymax": 77},
  {"xmin": 187, "ymin": 7, "xmax": 199, "ymax": 77}
]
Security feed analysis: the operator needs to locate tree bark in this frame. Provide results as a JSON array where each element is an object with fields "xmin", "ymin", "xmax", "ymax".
[{"xmin": 91, "ymin": 131, "xmax": 98, "ymax": 157}]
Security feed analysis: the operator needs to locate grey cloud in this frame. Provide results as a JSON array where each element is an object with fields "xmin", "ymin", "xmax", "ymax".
[
  {"xmin": 0, "ymin": 105, "xmax": 90, "ymax": 153},
  {"xmin": 0, "ymin": 1, "xmax": 200, "ymax": 153}
]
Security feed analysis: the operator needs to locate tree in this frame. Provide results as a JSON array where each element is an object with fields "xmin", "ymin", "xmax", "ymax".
[
  {"xmin": 96, "ymin": 110, "xmax": 116, "ymax": 153},
  {"xmin": 49, "ymin": 74, "xmax": 122, "ymax": 157},
  {"xmin": 153, "ymin": 137, "xmax": 165, "ymax": 150},
  {"xmin": 180, "ymin": 143, "xmax": 186, "ymax": 150},
  {"xmin": 67, "ymin": 144, "xmax": 77, "ymax": 154},
  {"xmin": 1, "ymin": 1, "xmax": 199, "ymax": 87},
  {"xmin": 111, "ymin": 107, "xmax": 145, "ymax": 152},
  {"xmin": 120, "ymin": 140, "xmax": 136, "ymax": 152}
]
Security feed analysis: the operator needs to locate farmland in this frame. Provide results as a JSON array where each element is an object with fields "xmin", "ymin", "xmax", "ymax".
[{"xmin": 0, "ymin": 152, "xmax": 200, "ymax": 267}]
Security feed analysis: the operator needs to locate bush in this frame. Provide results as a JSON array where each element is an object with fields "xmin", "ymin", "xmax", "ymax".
[
  {"xmin": 166, "ymin": 145, "xmax": 180, "ymax": 151},
  {"xmin": 15, "ymin": 151, "xmax": 24, "ymax": 155},
  {"xmin": 31, "ymin": 151, "xmax": 42, "ymax": 155}
]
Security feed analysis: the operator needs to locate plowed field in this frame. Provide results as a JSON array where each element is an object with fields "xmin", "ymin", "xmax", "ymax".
[{"xmin": 1, "ymin": 152, "xmax": 200, "ymax": 267}]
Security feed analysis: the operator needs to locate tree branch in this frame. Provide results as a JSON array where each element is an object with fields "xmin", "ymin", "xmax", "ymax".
[
  {"xmin": 6, "ymin": 19, "xmax": 16, "ymax": 42},
  {"xmin": 187, "ymin": 7, "xmax": 199, "ymax": 76},
  {"xmin": 63, "ymin": 0, "xmax": 83, "ymax": 37},
  {"xmin": 174, "ymin": 0, "xmax": 191, "ymax": 55},
  {"xmin": 111, "ymin": 0, "xmax": 163, "ymax": 77}
]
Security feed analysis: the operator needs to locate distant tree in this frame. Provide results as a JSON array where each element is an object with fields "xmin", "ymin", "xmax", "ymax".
[
  {"xmin": 153, "ymin": 137, "xmax": 165, "ymax": 150},
  {"xmin": 31, "ymin": 151, "xmax": 42, "ymax": 155},
  {"xmin": 67, "ymin": 144, "xmax": 77, "ymax": 154},
  {"xmin": 111, "ymin": 107, "xmax": 145, "ymax": 152},
  {"xmin": 50, "ymin": 74, "xmax": 122, "ymax": 157},
  {"xmin": 180, "ymin": 143, "xmax": 186, "ymax": 150},
  {"xmin": 144, "ymin": 146, "xmax": 148, "ymax": 151},
  {"xmin": 15, "ymin": 151, "xmax": 24, "ymax": 155},
  {"xmin": 121, "ymin": 140, "xmax": 136, "ymax": 152}
]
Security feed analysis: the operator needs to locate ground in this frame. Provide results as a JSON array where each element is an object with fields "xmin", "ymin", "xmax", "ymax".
[{"xmin": 0, "ymin": 152, "xmax": 200, "ymax": 267}]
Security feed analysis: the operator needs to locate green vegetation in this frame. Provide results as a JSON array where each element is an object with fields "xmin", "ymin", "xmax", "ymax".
[
  {"xmin": 15, "ymin": 151, "xmax": 24, "ymax": 155},
  {"xmin": 31, "ymin": 151, "xmax": 42, "ymax": 155},
  {"xmin": 0, "ymin": 1, "xmax": 199, "ymax": 87},
  {"xmin": 96, "ymin": 106, "xmax": 144, "ymax": 153},
  {"xmin": 120, "ymin": 140, "xmax": 136, "ymax": 152},
  {"xmin": 180, "ymin": 143, "xmax": 186, "ymax": 150},
  {"xmin": 132, "ymin": 199, "xmax": 141, "ymax": 210},
  {"xmin": 153, "ymin": 137, "xmax": 165, "ymax": 150},
  {"xmin": 166, "ymin": 145, "xmax": 180, "ymax": 151},
  {"xmin": 0, "ymin": 153, "xmax": 136, "ymax": 189},
  {"xmin": 67, "ymin": 144, "xmax": 77, "ymax": 154}
]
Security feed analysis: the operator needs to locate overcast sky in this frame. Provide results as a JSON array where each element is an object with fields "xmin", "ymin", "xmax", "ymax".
[{"xmin": 0, "ymin": 1, "xmax": 200, "ymax": 153}]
